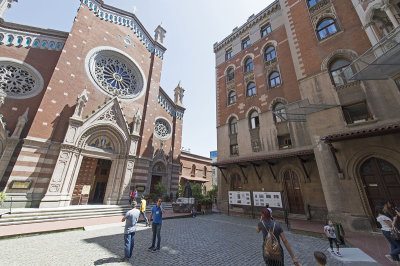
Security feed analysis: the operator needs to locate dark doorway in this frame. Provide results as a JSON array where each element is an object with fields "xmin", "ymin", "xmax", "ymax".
[
  {"xmin": 89, "ymin": 159, "xmax": 112, "ymax": 204},
  {"xmin": 150, "ymin": 175, "xmax": 161, "ymax": 194},
  {"xmin": 284, "ymin": 169, "xmax": 305, "ymax": 214},
  {"xmin": 360, "ymin": 157, "xmax": 400, "ymax": 216}
]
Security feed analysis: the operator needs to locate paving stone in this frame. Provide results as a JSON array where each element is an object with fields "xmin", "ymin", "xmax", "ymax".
[{"xmin": 1, "ymin": 214, "xmax": 344, "ymax": 265}]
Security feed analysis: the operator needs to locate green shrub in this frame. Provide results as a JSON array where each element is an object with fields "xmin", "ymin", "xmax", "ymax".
[
  {"xmin": 199, "ymin": 197, "xmax": 212, "ymax": 206},
  {"xmin": 191, "ymin": 183, "xmax": 203, "ymax": 200},
  {"xmin": 0, "ymin": 191, "xmax": 6, "ymax": 206},
  {"xmin": 154, "ymin": 183, "xmax": 167, "ymax": 197}
]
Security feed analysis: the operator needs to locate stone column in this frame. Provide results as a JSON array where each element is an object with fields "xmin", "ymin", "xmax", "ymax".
[
  {"xmin": 0, "ymin": 89, "xmax": 6, "ymax": 108},
  {"xmin": 382, "ymin": 3, "xmax": 399, "ymax": 27},
  {"xmin": 363, "ymin": 23, "xmax": 379, "ymax": 46},
  {"xmin": 39, "ymin": 145, "xmax": 81, "ymax": 208}
]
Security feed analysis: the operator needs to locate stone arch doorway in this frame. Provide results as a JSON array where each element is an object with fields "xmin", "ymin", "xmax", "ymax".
[
  {"xmin": 150, "ymin": 162, "xmax": 166, "ymax": 194},
  {"xmin": 360, "ymin": 157, "xmax": 400, "ymax": 216},
  {"xmin": 283, "ymin": 169, "xmax": 305, "ymax": 214}
]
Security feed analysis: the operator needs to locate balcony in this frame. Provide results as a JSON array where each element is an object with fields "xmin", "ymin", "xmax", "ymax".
[
  {"xmin": 309, "ymin": 0, "xmax": 331, "ymax": 16},
  {"xmin": 344, "ymin": 25, "xmax": 400, "ymax": 81}
]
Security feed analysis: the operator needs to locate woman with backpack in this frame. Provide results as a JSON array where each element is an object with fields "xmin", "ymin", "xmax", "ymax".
[{"xmin": 256, "ymin": 209, "xmax": 300, "ymax": 266}]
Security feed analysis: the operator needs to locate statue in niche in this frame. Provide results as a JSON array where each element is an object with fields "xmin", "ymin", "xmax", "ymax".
[
  {"xmin": 131, "ymin": 109, "xmax": 142, "ymax": 134},
  {"xmin": 183, "ymin": 182, "xmax": 192, "ymax": 198},
  {"xmin": 73, "ymin": 88, "xmax": 88, "ymax": 119}
]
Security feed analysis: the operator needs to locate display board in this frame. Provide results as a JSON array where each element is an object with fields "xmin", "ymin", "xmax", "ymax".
[
  {"xmin": 253, "ymin": 192, "xmax": 283, "ymax": 208},
  {"xmin": 228, "ymin": 191, "xmax": 251, "ymax": 205}
]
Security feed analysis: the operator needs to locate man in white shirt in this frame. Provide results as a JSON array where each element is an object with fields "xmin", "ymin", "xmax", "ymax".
[{"xmin": 121, "ymin": 201, "xmax": 140, "ymax": 262}]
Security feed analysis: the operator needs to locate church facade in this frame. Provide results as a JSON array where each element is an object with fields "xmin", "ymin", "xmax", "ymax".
[{"xmin": 0, "ymin": 0, "xmax": 186, "ymax": 208}]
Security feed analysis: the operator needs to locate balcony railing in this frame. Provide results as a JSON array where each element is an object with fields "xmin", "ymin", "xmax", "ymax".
[{"xmin": 343, "ymin": 24, "xmax": 400, "ymax": 81}]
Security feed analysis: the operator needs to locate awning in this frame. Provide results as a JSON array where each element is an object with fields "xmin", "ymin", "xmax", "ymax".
[
  {"xmin": 213, "ymin": 147, "xmax": 314, "ymax": 167},
  {"xmin": 321, "ymin": 122, "xmax": 400, "ymax": 143},
  {"xmin": 180, "ymin": 176, "xmax": 209, "ymax": 182}
]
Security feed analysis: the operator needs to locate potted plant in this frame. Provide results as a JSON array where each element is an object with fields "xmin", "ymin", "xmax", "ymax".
[{"xmin": 0, "ymin": 191, "xmax": 6, "ymax": 208}]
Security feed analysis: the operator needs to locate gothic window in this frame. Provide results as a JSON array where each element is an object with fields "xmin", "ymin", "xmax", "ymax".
[
  {"xmin": 278, "ymin": 135, "xmax": 292, "ymax": 149},
  {"xmin": 269, "ymin": 72, "xmax": 281, "ymax": 88},
  {"xmin": 307, "ymin": 0, "xmax": 322, "ymax": 8},
  {"xmin": 87, "ymin": 49, "xmax": 144, "ymax": 99},
  {"xmin": 229, "ymin": 117, "xmax": 238, "ymax": 135},
  {"xmin": 247, "ymin": 82, "xmax": 256, "ymax": 96},
  {"xmin": 261, "ymin": 24, "xmax": 272, "ymax": 37},
  {"xmin": 265, "ymin": 46, "xmax": 276, "ymax": 62},
  {"xmin": 329, "ymin": 58, "xmax": 352, "ymax": 87},
  {"xmin": 244, "ymin": 58, "xmax": 254, "ymax": 73},
  {"xmin": 0, "ymin": 60, "xmax": 43, "ymax": 99},
  {"xmin": 88, "ymin": 135, "xmax": 115, "ymax": 151},
  {"xmin": 273, "ymin": 103, "xmax": 287, "ymax": 123},
  {"xmin": 203, "ymin": 166, "xmax": 207, "ymax": 177},
  {"xmin": 154, "ymin": 118, "xmax": 172, "ymax": 140},
  {"xmin": 317, "ymin": 18, "xmax": 338, "ymax": 40},
  {"xmin": 227, "ymin": 67, "xmax": 234, "ymax": 82},
  {"xmin": 249, "ymin": 111, "xmax": 259, "ymax": 129},
  {"xmin": 230, "ymin": 144, "xmax": 239, "ymax": 156},
  {"xmin": 228, "ymin": 91, "xmax": 236, "ymax": 105},
  {"xmin": 242, "ymin": 37, "xmax": 250, "ymax": 50}
]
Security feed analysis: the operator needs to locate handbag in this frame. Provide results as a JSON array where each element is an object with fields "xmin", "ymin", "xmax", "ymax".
[{"xmin": 391, "ymin": 226, "xmax": 400, "ymax": 240}]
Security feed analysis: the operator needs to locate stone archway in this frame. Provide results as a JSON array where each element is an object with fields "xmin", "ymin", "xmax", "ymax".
[{"xmin": 150, "ymin": 162, "xmax": 166, "ymax": 194}]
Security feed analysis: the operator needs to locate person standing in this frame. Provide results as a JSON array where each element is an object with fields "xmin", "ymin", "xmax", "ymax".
[
  {"xmin": 256, "ymin": 209, "xmax": 300, "ymax": 266},
  {"xmin": 121, "ymin": 201, "xmax": 140, "ymax": 262},
  {"xmin": 139, "ymin": 196, "xmax": 149, "ymax": 226},
  {"xmin": 324, "ymin": 220, "xmax": 342, "ymax": 257},
  {"xmin": 129, "ymin": 190, "xmax": 136, "ymax": 205},
  {"xmin": 148, "ymin": 198, "xmax": 165, "ymax": 252},
  {"xmin": 376, "ymin": 205, "xmax": 400, "ymax": 262}
]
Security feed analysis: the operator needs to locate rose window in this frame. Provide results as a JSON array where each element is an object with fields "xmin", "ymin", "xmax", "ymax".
[
  {"xmin": 154, "ymin": 118, "xmax": 172, "ymax": 140},
  {"xmin": 0, "ymin": 61, "xmax": 42, "ymax": 99},
  {"xmin": 87, "ymin": 49, "xmax": 144, "ymax": 99}
]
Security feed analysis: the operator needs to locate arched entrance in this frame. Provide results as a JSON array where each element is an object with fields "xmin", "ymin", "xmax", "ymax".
[
  {"xmin": 360, "ymin": 157, "xmax": 400, "ymax": 215},
  {"xmin": 284, "ymin": 169, "xmax": 305, "ymax": 214},
  {"xmin": 150, "ymin": 162, "xmax": 165, "ymax": 194}
]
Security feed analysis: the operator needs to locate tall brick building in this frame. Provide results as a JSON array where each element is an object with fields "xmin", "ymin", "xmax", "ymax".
[
  {"xmin": 0, "ymin": 0, "xmax": 187, "ymax": 208},
  {"xmin": 214, "ymin": 0, "xmax": 400, "ymax": 232}
]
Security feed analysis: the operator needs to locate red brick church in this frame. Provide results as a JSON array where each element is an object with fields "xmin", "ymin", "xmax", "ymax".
[{"xmin": 0, "ymin": 0, "xmax": 187, "ymax": 208}]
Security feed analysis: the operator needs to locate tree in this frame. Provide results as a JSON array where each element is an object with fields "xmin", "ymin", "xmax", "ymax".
[
  {"xmin": 154, "ymin": 182, "xmax": 167, "ymax": 197},
  {"xmin": 207, "ymin": 185, "xmax": 218, "ymax": 200},
  {"xmin": 191, "ymin": 183, "xmax": 203, "ymax": 201}
]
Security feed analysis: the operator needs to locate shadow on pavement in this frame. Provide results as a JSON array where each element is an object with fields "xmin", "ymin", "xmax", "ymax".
[{"xmin": 94, "ymin": 257, "xmax": 122, "ymax": 265}]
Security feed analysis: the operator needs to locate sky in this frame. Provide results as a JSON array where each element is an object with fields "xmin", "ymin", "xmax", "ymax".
[{"xmin": 4, "ymin": 0, "xmax": 274, "ymax": 157}]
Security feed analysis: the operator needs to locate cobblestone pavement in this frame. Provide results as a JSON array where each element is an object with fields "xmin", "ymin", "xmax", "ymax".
[{"xmin": 1, "ymin": 214, "xmax": 343, "ymax": 265}]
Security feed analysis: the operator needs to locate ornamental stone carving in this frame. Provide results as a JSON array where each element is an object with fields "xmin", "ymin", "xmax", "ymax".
[
  {"xmin": 98, "ymin": 107, "xmax": 116, "ymax": 122},
  {"xmin": 86, "ymin": 48, "xmax": 145, "ymax": 99},
  {"xmin": 154, "ymin": 118, "xmax": 172, "ymax": 140},
  {"xmin": 72, "ymin": 88, "xmax": 88, "ymax": 119},
  {"xmin": 0, "ymin": 60, "xmax": 43, "ymax": 99}
]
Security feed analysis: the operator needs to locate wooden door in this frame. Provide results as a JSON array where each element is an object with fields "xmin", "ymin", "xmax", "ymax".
[
  {"xmin": 89, "ymin": 159, "xmax": 111, "ymax": 203},
  {"xmin": 284, "ymin": 170, "xmax": 305, "ymax": 214},
  {"xmin": 150, "ymin": 175, "xmax": 161, "ymax": 194},
  {"xmin": 360, "ymin": 158, "xmax": 400, "ymax": 215}
]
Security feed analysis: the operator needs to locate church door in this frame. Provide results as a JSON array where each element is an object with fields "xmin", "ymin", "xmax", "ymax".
[
  {"xmin": 150, "ymin": 175, "xmax": 161, "ymax": 194},
  {"xmin": 89, "ymin": 159, "xmax": 112, "ymax": 204},
  {"xmin": 360, "ymin": 158, "xmax": 400, "ymax": 215},
  {"xmin": 284, "ymin": 170, "xmax": 305, "ymax": 214}
]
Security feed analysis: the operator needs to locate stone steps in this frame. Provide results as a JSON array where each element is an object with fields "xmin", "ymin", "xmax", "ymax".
[{"xmin": 0, "ymin": 203, "xmax": 172, "ymax": 226}]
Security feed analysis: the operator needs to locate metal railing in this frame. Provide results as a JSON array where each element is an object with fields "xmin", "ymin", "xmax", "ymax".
[{"xmin": 344, "ymin": 24, "xmax": 400, "ymax": 81}]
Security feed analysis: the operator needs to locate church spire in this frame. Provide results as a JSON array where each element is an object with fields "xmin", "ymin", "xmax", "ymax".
[{"xmin": 0, "ymin": 0, "xmax": 18, "ymax": 19}]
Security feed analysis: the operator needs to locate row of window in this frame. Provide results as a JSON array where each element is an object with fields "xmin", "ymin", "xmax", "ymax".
[
  {"xmin": 180, "ymin": 163, "xmax": 208, "ymax": 178},
  {"xmin": 227, "ymin": 100, "xmax": 373, "ymax": 155},
  {"xmin": 225, "ymin": 16, "xmax": 339, "ymax": 62},
  {"xmin": 227, "ymin": 72, "xmax": 281, "ymax": 105}
]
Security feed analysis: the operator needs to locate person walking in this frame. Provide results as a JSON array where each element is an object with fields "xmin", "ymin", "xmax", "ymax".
[
  {"xmin": 148, "ymin": 198, "xmax": 165, "ymax": 252},
  {"xmin": 256, "ymin": 209, "xmax": 300, "ymax": 266},
  {"xmin": 139, "ymin": 196, "xmax": 149, "ymax": 226},
  {"xmin": 376, "ymin": 205, "xmax": 400, "ymax": 263},
  {"xmin": 129, "ymin": 190, "xmax": 136, "ymax": 205},
  {"xmin": 121, "ymin": 201, "xmax": 140, "ymax": 262},
  {"xmin": 324, "ymin": 220, "xmax": 342, "ymax": 257}
]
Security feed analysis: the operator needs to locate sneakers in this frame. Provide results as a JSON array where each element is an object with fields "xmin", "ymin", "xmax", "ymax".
[
  {"xmin": 120, "ymin": 257, "xmax": 128, "ymax": 262},
  {"xmin": 336, "ymin": 251, "xmax": 342, "ymax": 257},
  {"xmin": 152, "ymin": 248, "xmax": 160, "ymax": 252},
  {"xmin": 330, "ymin": 250, "xmax": 335, "ymax": 255},
  {"xmin": 148, "ymin": 246, "xmax": 154, "ymax": 251}
]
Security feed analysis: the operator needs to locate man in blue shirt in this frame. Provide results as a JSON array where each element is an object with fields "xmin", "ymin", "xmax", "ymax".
[{"xmin": 148, "ymin": 198, "xmax": 165, "ymax": 252}]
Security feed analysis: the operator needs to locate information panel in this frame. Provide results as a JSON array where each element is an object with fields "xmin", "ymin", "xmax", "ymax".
[
  {"xmin": 228, "ymin": 191, "xmax": 251, "ymax": 206},
  {"xmin": 253, "ymin": 192, "xmax": 283, "ymax": 208}
]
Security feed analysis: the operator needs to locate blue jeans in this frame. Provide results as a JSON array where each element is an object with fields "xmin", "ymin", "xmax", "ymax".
[
  {"xmin": 124, "ymin": 232, "xmax": 135, "ymax": 259},
  {"xmin": 152, "ymin": 222, "xmax": 162, "ymax": 249},
  {"xmin": 139, "ymin": 211, "xmax": 149, "ymax": 224},
  {"xmin": 382, "ymin": 230, "xmax": 400, "ymax": 261}
]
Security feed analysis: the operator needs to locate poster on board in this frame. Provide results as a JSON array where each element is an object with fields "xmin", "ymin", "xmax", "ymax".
[
  {"xmin": 253, "ymin": 192, "xmax": 283, "ymax": 208},
  {"xmin": 228, "ymin": 191, "xmax": 251, "ymax": 206}
]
